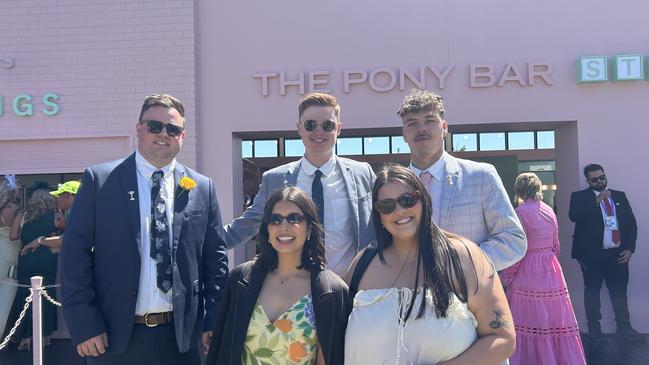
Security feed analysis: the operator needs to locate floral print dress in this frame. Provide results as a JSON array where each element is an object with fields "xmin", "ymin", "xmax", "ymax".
[{"xmin": 242, "ymin": 294, "xmax": 318, "ymax": 365}]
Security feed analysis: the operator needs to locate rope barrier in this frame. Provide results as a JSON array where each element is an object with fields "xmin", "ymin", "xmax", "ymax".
[{"xmin": 0, "ymin": 292, "xmax": 33, "ymax": 351}]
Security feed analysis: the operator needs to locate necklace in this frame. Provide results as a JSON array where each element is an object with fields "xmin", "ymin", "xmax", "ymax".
[{"xmin": 388, "ymin": 243, "xmax": 416, "ymax": 289}]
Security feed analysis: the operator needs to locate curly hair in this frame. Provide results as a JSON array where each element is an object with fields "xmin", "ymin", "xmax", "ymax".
[
  {"xmin": 396, "ymin": 89, "xmax": 445, "ymax": 119},
  {"xmin": 22, "ymin": 188, "xmax": 56, "ymax": 224},
  {"xmin": 0, "ymin": 180, "xmax": 17, "ymax": 213},
  {"xmin": 255, "ymin": 187, "xmax": 326, "ymax": 273}
]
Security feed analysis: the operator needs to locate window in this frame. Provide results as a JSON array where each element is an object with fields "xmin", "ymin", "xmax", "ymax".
[
  {"xmin": 508, "ymin": 132, "xmax": 535, "ymax": 150},
  {"xmin": 253, "ymin": 140, "xmax": 278, "ymax": 157},
  {"xmin": 452, "ymin": 133, "xmax": 477, "ymax": 152},
  {"xmin": 537, "ymin": 131, "xmax": 555, "ymax": 149},
  {"xmin": 336, "ymin": 137, "xmax": 363, "ymax": 155},
  {"xmin": 364, "ymin": 137, "xmax": 390, "ymax": 155},
  {"xmin": 390, "ymin": 136, "xmax": 410, "ymax": 154},
  {"xmin": 284, "ymin": 139, "xmax": 305, "ymax": 157},
  {"xmin": 479, "ymin": 132, "xmax": 505, "ymax": 151},
  {"xmin": 242, "ymin": 140, "xmax": 253, "ymax": 158}
]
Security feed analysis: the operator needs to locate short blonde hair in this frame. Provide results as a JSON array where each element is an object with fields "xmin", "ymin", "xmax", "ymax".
[
  {"xmin": 298, "ymin": 93, "xmax": 340, "ymax": 119},
  {"xmin": 515, "ymin": 172, "xmax": 543, "ymax": 201}
]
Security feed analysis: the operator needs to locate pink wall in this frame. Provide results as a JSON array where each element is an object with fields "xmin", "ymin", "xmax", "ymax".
[
  {"xmin": 0, "ymin": 0, "xmax": 199, "ymax": 170},
  {"xmin": 199, "ymin": 0, "xmax": 649, "ymax": 331}
]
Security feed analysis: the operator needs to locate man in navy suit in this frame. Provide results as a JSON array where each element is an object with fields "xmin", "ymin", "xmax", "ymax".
[
  {"xmin": 223, "ymin": 93, "xmax": 376, "ymax": 275},
  {"xmin": 569, "ymin": 163, "xmax": 642, "ymax": 342},
  {"xmin": 61, "ymin": 93, "xmax": 229, "ymax": 364}
]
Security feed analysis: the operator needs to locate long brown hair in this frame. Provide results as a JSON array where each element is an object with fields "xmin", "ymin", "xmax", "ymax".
[
  {"xmin": 255, "ymin": 187, "xmax": 326, "ymax": 273},
  {"xmin": 372, "ymin": 164, "xmax": 469, "ymax": 319}
]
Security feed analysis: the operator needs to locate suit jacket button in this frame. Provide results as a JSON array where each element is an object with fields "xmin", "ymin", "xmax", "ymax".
[{"xmin": 132, "ymin": 290, "xmax": 137, "ymax": 296}]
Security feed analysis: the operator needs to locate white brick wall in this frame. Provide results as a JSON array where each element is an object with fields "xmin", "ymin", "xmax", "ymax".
[{"xmin": 0, "ymin": 0, "xmax": 199, "ymax": 172}]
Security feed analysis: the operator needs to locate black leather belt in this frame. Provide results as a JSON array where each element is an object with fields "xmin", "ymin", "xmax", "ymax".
[{"xmin": 134, "ymin": 312, "xmax": 173, "ymax": 327}]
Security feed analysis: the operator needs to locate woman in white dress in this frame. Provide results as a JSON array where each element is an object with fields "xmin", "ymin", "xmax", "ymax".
[
  {"xmin": 0, "ymin": 178, "xmax": 21, "ymax": 337},
  {"xmin": 344, "ymin": 165, "xmax": 515, "ymax": 365}
]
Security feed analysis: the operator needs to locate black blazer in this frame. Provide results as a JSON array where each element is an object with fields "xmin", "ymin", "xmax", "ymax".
[
  {"xmin": 61, "ymin": 154, "xmax": 229, "ymax": 354},
  {"xmin": 568, "ymin": 188, "xmax": 637, "ymax": 261},
  {"xmin": 206, "ymin": 261, "xmax": 351, "ymax": 365}
]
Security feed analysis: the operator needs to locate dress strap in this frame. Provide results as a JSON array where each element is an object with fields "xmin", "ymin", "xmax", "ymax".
[{"xmin": 349, "ymin": 242, "xmax": 378, "ymax": 299}]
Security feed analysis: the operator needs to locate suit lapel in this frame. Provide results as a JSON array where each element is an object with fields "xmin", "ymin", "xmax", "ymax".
[
  {"xmin": 338, "ymin": 158, "xmax": 361, "ymax": 243},
  {"xmin": 283, "ymin": 160, "xmax": 301, "ymax": 187},
  {"xmin": 439, "ymin": 155, "xmax": 460, "ymax": 227},
  {"xmin": 172, "ymin": 164, "xmax": 188, "ymax": 258},
  {"xmin": 119, "ymin": 154, "xmax": 141, "ymax": 244}
]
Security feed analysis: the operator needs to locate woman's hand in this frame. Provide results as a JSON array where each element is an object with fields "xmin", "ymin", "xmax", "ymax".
[{"xmin": 21, "ymin": 237, "xmax": 43, "ymax": 256}]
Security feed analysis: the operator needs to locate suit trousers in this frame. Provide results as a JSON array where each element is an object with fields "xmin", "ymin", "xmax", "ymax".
[
  {"xmin": 87, "ymin": 322, "xmax": 200, "ymax": 365},
  {"xmin": 580, "ymin": 249, "xmax": 631, "ymax": 329}
]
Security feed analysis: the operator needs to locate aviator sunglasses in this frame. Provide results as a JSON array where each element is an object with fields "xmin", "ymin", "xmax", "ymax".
[
  {"xmin": 142, "ymin": 120, "xmax": 184, "ymax": 138},
  {"xmin": 267, "ymin": 213, "xmax": 306, "ymax": 225},
  {"xmin": 303, "ymin": 119, "xmax": 337, "ymax": 132},
  {"xmin": 375, "ymin": 191, "xmax": 421, "ymax": 214}
]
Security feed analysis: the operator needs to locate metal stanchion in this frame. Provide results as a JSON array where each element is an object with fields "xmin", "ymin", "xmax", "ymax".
[{"xmin": 31, "ymin": 276, "xmax": 43, "ymax": 365}]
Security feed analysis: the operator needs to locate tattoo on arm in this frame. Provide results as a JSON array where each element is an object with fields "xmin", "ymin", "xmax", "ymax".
[{"xmin": 488, "ymin": 309, "xmax": 510, "ymax": 330}]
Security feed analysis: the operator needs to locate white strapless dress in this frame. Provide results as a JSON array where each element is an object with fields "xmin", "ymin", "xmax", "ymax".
[
  {"xmin": 0, "ymin": 226, "xmax": 21, "ymax": 336},
  {"xmin": 345, "ymin": 287, "xmax": 478, "ymax": 365}
]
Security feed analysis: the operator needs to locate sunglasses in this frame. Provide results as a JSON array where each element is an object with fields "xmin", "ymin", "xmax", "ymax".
[
  {"xmin": 267, "ymin": 213, "xmax": 306, "ymax": 225},
  {"xmin": 142, "ymin": 120, "xmax": 184, "ymax": 138},
  {"xmin": 375, "ymin": 191, "xmax": 421, "ymax": 214},
  {"xmin": 588, "ymin": 175, "xmax": 606, "ymax": 183},
  {"xmin": 303, "ymin": 119, "xmax": 337, "ymax": 132}
]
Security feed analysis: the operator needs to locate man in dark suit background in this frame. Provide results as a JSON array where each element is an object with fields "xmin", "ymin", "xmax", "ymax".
[
  {"xmin": 61, "ymin": 93, "xmax": 229, "ymax": 364},
  {"xmin": 569, "ymin": 163, "xmax": 642, "ymax": 342}
]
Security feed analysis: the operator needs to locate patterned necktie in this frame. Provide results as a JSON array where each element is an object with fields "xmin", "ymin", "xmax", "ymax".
[
  {"xmin": 602, "ymin": 197, "xmax": 621, "ymax": 244},
  {"xmin": 419, "ymin": 171, "xmax": 434, "ymax": 195},
  {"xmin": 151, "ymin": 170, "xmax": 172, "ymax": 293},
  {"xmin": 312, "ymin": 170, "xmax": 325, "ymax": 227}
]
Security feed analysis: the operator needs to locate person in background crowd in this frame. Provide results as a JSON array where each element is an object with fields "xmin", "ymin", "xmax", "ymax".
[
  {"xmin": 0, "ymin": 176, "xmax": 21, "ymax": 337},
  {"xmin": 60, "ymin": 93, "xmax": 229, "ymax": 364},
  {"xmin": 344, "ymin": 165, "xmax": 515, "ymax": 365},
  {"xmin": 20, "ymin": 180, "xmax": 80, "ymax": 255},
  {"xmin": 223, "ymin": 93, "xmax": 376, "ymax": 275},
  {"xmin": 398, "ymin": 89, "xmax": 526, "ymax": 271},
  {"xmin": 569, "ymin": 164, "xmax": 643, "ymax": 343},
  {"xmin": 9, "ymin": 181, "xmax": 58, "ymax": 350},
  {"xmin": 207, "ymin": 187, "xmax": 350, "ymax": 365},
  {"xmin": 501, "ymin": 173, "xmax": 586, "ymax": 365}
]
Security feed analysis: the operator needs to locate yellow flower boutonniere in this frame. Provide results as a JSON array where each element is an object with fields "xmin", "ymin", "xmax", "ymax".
[{"xmin": 177, "ymin": 176, "xmax": 197, "ymax": 198}]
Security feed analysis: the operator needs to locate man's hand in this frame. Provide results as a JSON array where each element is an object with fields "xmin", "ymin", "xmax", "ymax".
[
  {"xmin": 201, "ymin": 331, "xmax": 213, "ymax": 355},
  {"xmin": 77, "ymin": 333, "xmax": 109, "ymax": 357},
  {"xmin": 596, "ymin": 189, "xmax": 611, "ymax": 204},
  {"xmin": 618, "ymin": 249, "xmax": 632, "ymax": 264}
]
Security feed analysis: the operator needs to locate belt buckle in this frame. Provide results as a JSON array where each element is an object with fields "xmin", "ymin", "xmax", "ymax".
[{"xmin": 144, "ymin": 313, "xmax": 158, "ymax": 328}]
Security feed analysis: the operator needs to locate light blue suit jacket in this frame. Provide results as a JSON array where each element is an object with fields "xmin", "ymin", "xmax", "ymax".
[
  {"xmin": 223, "ymin": 156, "xmax": 376, "ymax": 253},
  {"xmin": 429, "ymin": 154, "xmax": 526, "ymax": 271}
]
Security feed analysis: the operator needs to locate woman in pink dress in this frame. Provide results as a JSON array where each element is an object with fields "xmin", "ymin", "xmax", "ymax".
[{"xmin": 501, "ymin": 173, "xmax": 586, "ymax": 365}]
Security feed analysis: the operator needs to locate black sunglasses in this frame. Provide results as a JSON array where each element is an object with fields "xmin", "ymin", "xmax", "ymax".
[
  {"xmin": 303, "ymin": 119, "xmax": 337, "ymax": 132},
  {"xmin": 375, "ymin": 191, "xmax": 421, "ymax": 214},
  {"xmin": 267, "ymin": 213, "xmax": 306, "ymax": 225},
  {"xmin": 588, "ymin": 175, "xmax": 606, "ymax": 183},
  {"xmin": 142, "ymin": 120, "xmax": 184, "ymax": 138}
]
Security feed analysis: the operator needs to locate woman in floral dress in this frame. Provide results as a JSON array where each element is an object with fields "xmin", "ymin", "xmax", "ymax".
[{"xmin": 206, "ymin": 187, "xmax": 350, "ymax": 365}]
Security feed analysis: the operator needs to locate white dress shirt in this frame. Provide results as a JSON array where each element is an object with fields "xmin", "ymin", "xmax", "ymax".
[
  {"xmin": 297, "ymin": 156, "xmax": 355, "ymax": 274},
  {"xmin": 409, "ymin": 152, "xmax": 447, "ymax": 223},
  {"xmin": 592, "ymin": 190, "xmax": 620, "ymax": 249},
  {"xmin": 134, "ymin": 150, "xmax": 175, "ymax": 314}
]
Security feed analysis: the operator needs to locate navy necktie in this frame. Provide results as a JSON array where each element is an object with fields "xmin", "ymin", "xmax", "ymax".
[
  {"xmin": 312, "ymin": 170, "xmax": 325, "ymax": 227},
  {"xmin": 151, "ymin": 170, "xmax": 172, "ymax": 293}
]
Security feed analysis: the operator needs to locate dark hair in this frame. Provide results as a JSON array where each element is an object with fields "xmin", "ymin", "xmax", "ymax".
[
  {"xmin": 583, "ymin": 163, "xmax": 604, "ymax": 178},
  {"xmin": 372, "ymin": 164, "xmax": 468, "ymax": 320},
  {"xmin": 138, "ymin": 93, "xmax": 185, "ymax": 122},
  {"xmin": 255, "ymin": 187, "xmax": 326, "ymax": 273}
]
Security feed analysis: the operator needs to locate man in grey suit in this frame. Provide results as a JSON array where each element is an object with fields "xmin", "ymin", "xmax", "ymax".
[
  {"xmin": 398, "ymin": 89, "xmax": 526, "ymax": 270},
  {"xmin": 223, "ymin": 93, "xmax": 376, "ymax": 274}
]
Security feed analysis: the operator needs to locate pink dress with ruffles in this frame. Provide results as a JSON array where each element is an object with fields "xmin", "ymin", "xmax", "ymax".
[{"xmin": 500, "ymin": 199, "xmax": 586, "ymax": 365}]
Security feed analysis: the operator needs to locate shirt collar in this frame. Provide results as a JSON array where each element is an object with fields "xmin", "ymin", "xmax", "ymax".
[
  {"xmin": 135, "ymin": 150, "xmax": 176, "ymax": 182},
  {"xmin": 409, "ymin": 151, "xmax": 447, "ymax": 180},
  {"xmin": 300, "ymin": 155, "xmax": 337, "ymax": 178}
]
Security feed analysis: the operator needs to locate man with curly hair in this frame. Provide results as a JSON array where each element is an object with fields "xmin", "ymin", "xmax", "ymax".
[{"xmin": 397, "ymin": 89, "xmax": 526, "ymax": 271}]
